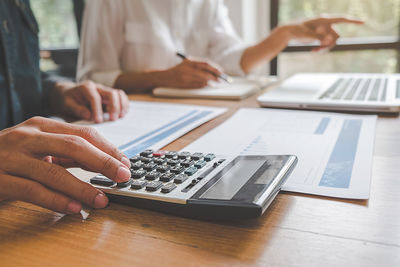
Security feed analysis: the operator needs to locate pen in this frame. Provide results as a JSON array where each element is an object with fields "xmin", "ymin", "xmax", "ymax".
[{"xmin": 176, "ymin": 52, "xmax": 231, "ymax": 83}]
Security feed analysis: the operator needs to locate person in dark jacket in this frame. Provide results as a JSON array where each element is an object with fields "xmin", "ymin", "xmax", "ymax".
[{"xmin": 0, "ymin": 0, "xmax": 131, "ymax": 214}]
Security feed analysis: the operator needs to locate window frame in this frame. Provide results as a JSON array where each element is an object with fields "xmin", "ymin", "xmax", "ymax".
[{"xmin": 269, "ymin": 0, "xmax": 400, "ymax": 75}]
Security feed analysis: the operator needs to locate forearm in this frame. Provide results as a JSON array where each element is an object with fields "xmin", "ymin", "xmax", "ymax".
[
  {"xmin": 114, "ymin": 70, "xmax": 169, "ymax": 94},
  {"xmin": 240, "ymin": 25, "xmax": 291, "ymax": 74}
]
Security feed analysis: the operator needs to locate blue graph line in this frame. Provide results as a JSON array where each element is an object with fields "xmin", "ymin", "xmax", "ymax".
[
  {"xmin": 123, "ymin": 110, "xmax": 213, "ymax": 158},
  {"xmin": 119, "ymin": 110, "xmax": 198, "ymax": 150},
  {"xmin": 314, "ymin": 117, "xmax": 331, "ymax": 135},
  {"xmin": 319, "ymin": 119, "xmax": 362, "ymax": 188}
]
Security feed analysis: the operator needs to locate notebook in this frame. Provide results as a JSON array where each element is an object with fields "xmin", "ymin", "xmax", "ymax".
[{"xmin": 153, "ymin": 76, "xmax": 278, "ymax": 100}]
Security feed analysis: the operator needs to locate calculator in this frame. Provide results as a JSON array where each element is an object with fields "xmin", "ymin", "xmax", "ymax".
[{"xmin": 90, "ymin": 150, "xmax": 297, "ymax": 220}]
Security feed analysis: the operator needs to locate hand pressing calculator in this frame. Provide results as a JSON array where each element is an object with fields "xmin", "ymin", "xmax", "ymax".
[{"xmin": 90, "ymin": 150, "xmax": 297, "ymax": 220}]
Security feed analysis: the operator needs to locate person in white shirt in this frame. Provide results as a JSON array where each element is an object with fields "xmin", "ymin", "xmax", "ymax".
[{"xmin": 77, "ymin": 0, "xmax": 363, "ymax": 93}]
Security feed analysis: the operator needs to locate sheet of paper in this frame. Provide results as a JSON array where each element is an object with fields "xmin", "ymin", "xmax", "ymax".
[
  {"xmin": 79, "ymin": 101, "xmax": 226, "ymax": 158},
  {"xmin": 184, "ymin": 108, "xmax": 377, "ymax": 199}
]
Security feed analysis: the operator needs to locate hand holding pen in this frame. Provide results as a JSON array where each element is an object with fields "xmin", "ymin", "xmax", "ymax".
[{"xmin": 176, "ymin": 52, "xmax": 232, "ymax": 84}]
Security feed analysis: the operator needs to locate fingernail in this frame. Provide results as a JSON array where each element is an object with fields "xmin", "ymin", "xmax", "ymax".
[
  {"xmin": 121, "ymin": 156, "xmax": 131, "ymax": 168},
  {"xmin": 117, "ymin": 166, "xmax": 131, "ymax": 181},
  {"xmin": 96, "ymin": 115, "xmax": 103, "ymax": 123},
  {"xmin": 66, "ymin": 200, "xmax": 82, "ymax": 214},
  {"xmin": 94, "ymin": 192, "xmax": 108, "ymax": 209}
]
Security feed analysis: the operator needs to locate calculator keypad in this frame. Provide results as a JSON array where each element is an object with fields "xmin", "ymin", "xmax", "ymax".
[{"xmin": 90, "ymin": 150, "xmax": 221, "ymax": 197}]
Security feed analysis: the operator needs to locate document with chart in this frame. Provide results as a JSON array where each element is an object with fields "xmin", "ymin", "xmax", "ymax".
[
  {"xmin": 184, "ymin": 108, "xmax": 377, "ymax": 199},
  {"xmin": 81, "ymin": 101, "xmax": 226, "ymax": 158}
]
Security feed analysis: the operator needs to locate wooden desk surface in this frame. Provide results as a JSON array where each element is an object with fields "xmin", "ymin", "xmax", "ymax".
[{"xmin": 1, "ymin": 92, "xmax": 400, "ymax": 267}]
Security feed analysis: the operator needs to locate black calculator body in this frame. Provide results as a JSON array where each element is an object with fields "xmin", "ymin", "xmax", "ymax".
[{"xmin": 90, "ymin": 150, "xmax": 297, "ymax": 220}]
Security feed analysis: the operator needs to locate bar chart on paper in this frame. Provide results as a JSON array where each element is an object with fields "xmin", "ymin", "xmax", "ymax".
[{"xmin": 184, "ymin": 108, "xmax": 377, "ymax": 199}]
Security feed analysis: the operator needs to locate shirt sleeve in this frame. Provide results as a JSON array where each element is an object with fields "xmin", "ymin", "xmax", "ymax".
[
  {"xmin": 206, "ymin": 0, "xmax": 247, "ymax": 76},
  {"xmin": 76, "ymin": 0, "xmax": 125, "ymax": 87}
]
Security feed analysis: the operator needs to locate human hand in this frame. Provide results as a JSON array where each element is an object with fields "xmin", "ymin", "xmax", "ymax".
[
  {"xmin": 163, "ymin": 59, "xmax": 223, "ymax": 89},
  {"xmin": 0, "ymin": 117, "xmax": 132, "ymax": 214},
  {"xmin": 51, "ymin": 80, "xmax": 130, "ymax": 123},
  {"xmin": 283, "ymin": 17, "xmax": 364, "ymax": 51}
]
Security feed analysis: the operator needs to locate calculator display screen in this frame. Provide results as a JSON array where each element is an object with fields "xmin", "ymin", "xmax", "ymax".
[{"xmin": 199, "ymin": 158, "xmax": 265, "ymax": 200}]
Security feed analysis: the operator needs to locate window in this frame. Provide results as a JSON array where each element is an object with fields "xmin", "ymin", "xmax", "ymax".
[
  {"xmin": 30, "ymin": 0, "xmax": 83, "ymax": 78},
  {"xmin": 270, "ymin": 0, "xmax": 400, "ymax": 77}
]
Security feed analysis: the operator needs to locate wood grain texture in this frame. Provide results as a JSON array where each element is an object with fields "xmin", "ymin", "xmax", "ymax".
[{"xmin": 1, "ymin": 92, "xmax": 399, "ymax": 267}]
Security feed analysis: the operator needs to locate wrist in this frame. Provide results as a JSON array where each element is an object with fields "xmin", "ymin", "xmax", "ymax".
[{"xmin": 273, "ymin": 25, "xmax": 293, "ymax": 45}]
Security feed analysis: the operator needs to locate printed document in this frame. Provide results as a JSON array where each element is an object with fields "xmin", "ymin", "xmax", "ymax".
[
  {"xmin": 184, "ymin": 108, "xmax": 377, "ymax": 199},
  {"xmin": 80, "ymin": 101, "xmax": 226, "ymax": 158}
]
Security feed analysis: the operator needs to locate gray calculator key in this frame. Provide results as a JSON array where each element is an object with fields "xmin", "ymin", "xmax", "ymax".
[
  {"xmin": 146, "ymin": 181, "xmax": 163, "ymax": 191},
  {"xmin": 131, "ymin": 170, "xmax": 146, "ymax": 179},
  {"xmin": 145, "ymin": 171, "xmax": 161, "ymax": 181},
  {"xmin": 174, "ymin": 174, "xmax": 189, "ymax": 184},
  {"xmin": 204, "ymin": 153, "xmax": 215, "ymax": 161},
  {"xmin": 178, "ymin": 151, "xmax": 191, "ymax": 159},
  {"xmin": 131, "ymin": 162, "xmax": 143, "ymax": 170},
  {"xmin": 117, "ymin": 178, "xmax": 133, "ymax": 188},
  {"xmin": 165, "ymin": 151, "xmax": 178, "ymax": 158},
  {"xmin": 194, "ymin": 160, "xmax": 206, "ymax": 169},
  {"xmin": 156, "ymin": 165, "xmax": 171, "ymax": 173},
  {"xmin": 181, "ymin": 159, "xmax": 194, "ymax": 167},
  {"xmin": 131, "ymin": 180, "xmax": 147, "ymax": 190},
  {"xmin": 170, "ymin": 166, "xmax": 185, "ymax": 174},
  {"xmin": 159, "ymin": 173, "xmax": 175, "ymax": 182},
  {"xmin": 90, "ymin": 176, "xmax": 116, "ymax": 187},
  {"xmin": 191, "ymin": 152, "xmax": 204, "ymax": 161},
  {"xmin": 129, "ymin": 155, "xmax": 141, "ymax": 163},
  {"xmin": 140, "ymin": 157, "xmax": 153, "ymax": 163},
  {"xmin": 153, "ymin": 158, "xmax": 166, "ymax": 165},
  {"xmin": 143, "ymin": 163, "xmax": 157, "ymax": 171},
  {"xmin": 166, "ymin": 159, "xmax": 179, "ymax": 166},
  {"xmin": 161, "ymin": 183, "xmax": 177, "ymax": 193},
  {"xmin": 185, "ymin": 166, "xmax": 198, "ymax": 176},
  {"xmin": 140, "ymin": 149, "xmax": 154, "ymax": 157}
]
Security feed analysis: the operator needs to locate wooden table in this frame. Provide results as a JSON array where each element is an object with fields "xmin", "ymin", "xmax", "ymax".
[{"xmin": 1, "ymin": 92, "xmax": 400, "ymax": 267}]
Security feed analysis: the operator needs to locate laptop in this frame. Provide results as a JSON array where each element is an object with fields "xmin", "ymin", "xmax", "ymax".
[{"xmin": 257, "ymin": 73, "xmax": 400, "ymax": 113}]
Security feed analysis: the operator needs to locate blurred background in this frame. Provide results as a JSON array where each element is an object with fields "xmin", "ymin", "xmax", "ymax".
[{"xmin": 31, "ymin": 0, "xmax": 400, "ymax": 79}]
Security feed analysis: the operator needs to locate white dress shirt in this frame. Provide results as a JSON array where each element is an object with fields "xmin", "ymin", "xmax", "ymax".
[{"xmin": 77, "ymin": 0, "xmax": 247, "ymax": 87}]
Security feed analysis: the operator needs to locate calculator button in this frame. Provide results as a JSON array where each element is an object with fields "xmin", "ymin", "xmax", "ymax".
[
  {"xmin": 153, "ymin": 150, "xmax": 166, "ymax": 157},
  {"xmin": 181, "ymin": 159, "xmax": 194, "ymax": 168},
  {"xmin": 140, "ymin": 157, "xmax": 153, "ymax": 163},
  {"xmin": 159, "ymin": 173, "xmax": 175, "ymax": 182},
  {"xmin": 131, "ymin": 180, "xmax": 147, "ymax": 190},
  {"xmin": 140, "ymin": 150, "xmax": 154, "ymax": 157},
  {"xmin": 146, "ymin": 181, "xmax": 163, "ymax": 191},
  {"xmin": 178, "ymin": 151, "xmax": 191, "ymax": 159},
  {"xmin": 161, "ymin": 183, "xmax": 177, "ymax": 193},
  {"xmin": 131, "ymin": 170, "xmax": 147, "ymax": 179},
  {"xmin": 191, "ymin": 153, "xmax": 204, "ymax": 161},
  {"xmin": 174, "ymin": 174, "xmax": 189, "ymax": 184},
  {"xmin": 204, "ymin": 153, "xmax": 216, "ymax": 162},
  {"xmin": 131, "ymin": 162, "xmax": 143, "ymax": 170},
  {"xmin": 117, "ymin": 178, "xmax": 133, "ymax": 188},
  {"xmin": 166, "ymin": 159, "xmax": 179, "ymax": 166},
  {"xmin": 170, "ymin": 166, "xmax": 185, "ymax": 174},
  {"xmin": 143, "ymin": 163, "xmax": 157, "ymax": 171},
  {"xmin": 153, "ymin": 158, "xmax": 166, "ymax": 165},
  {"xmin": 165, "ymin": 151, "xmax": 178, "ymax": 158},
  {"xmin": 185, "ymin": 166, "xmax": 198, "ymax": 176},
  {"xmin": 156, "ymin": 165, "xmax": 171, "ymax": 173},
  {"xmin": 90, "ymin": 176, "xmax": 116, "ymax": 187},
  {"xmin": 194, "ymin": 160, "xmax": 206, "ymax": 169},
  {"xmin": 145, "ymin": 171, "xmax": 161, "ymax": 181},
  {"xmin": 129, "ymin": 155, "xmax": 141, "ymax": 163}
]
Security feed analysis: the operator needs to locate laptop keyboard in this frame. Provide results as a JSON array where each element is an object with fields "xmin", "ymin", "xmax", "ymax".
[{"xmin": 319, "ymin": 77, "xmax": 390, "ymax": 102}]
